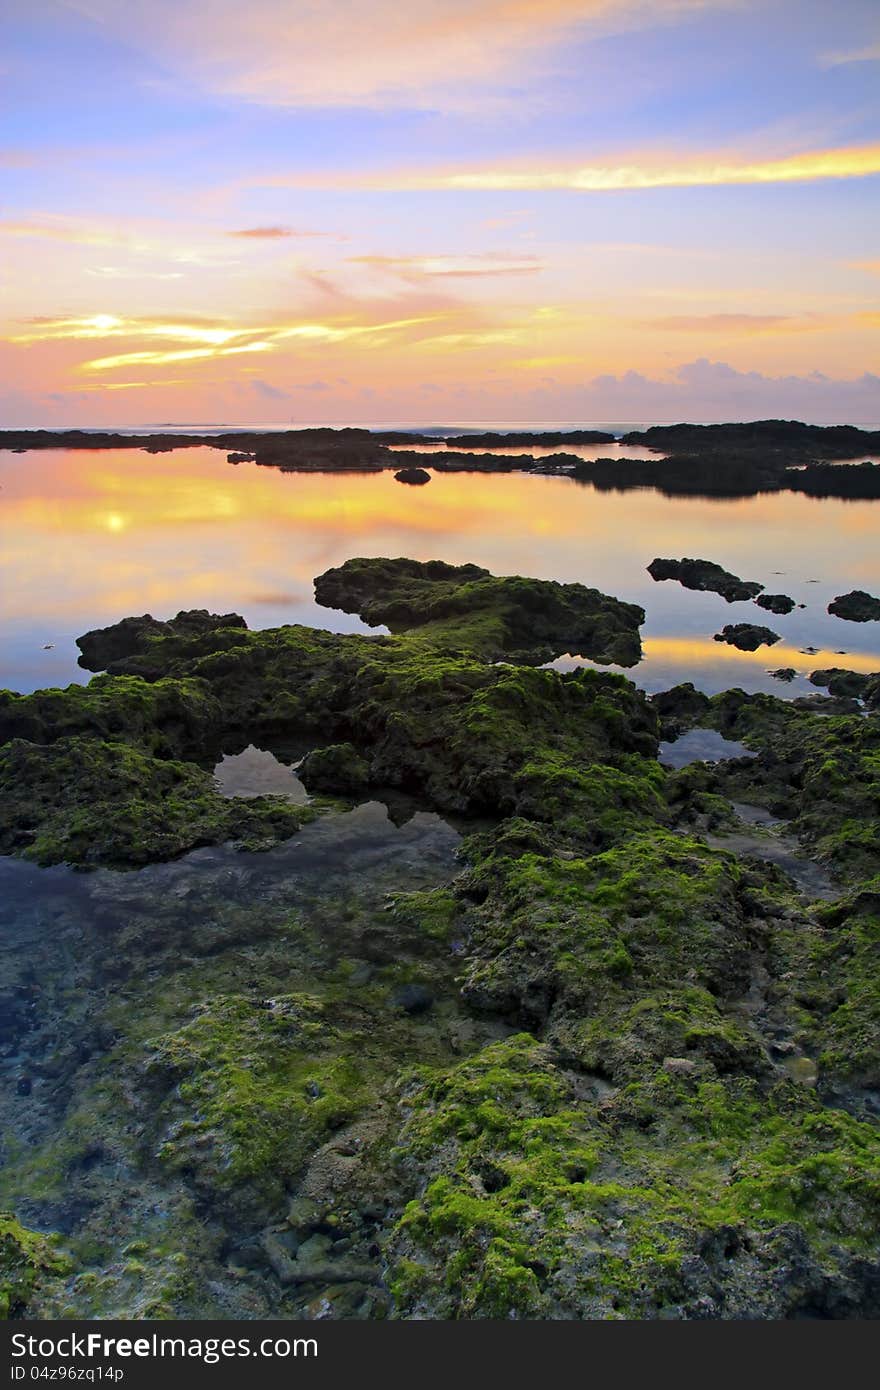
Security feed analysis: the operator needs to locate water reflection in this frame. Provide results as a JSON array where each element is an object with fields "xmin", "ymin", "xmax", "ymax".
[
  {"xmin": 2, "ymin": 446, "xmax": 879, "ymax": 696},
  {"xmin": 387, "ymin": 441, "xmax": 666, "ymax": 463},
  {"xmin": 213, "ymin": 745, "xmax": 309, "ymax": 804},
  {"xmin": 658, "ymin": 728, "xmax": 756, "ymax": 768}
]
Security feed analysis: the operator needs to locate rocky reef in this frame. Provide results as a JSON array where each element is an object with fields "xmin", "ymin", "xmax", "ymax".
[
  {"xmin": 442, "ymin": 430, "xmax": 615, "ymax": 449},
  {"xmin": 828, "ymin": 591, "xmax": 880, "ymax": 623},
  {"xmin": 648, "ymin": 557, "xmax": 764, "ymax": 603},
  {"xmin": 1, "ymin": 557, "xmax": 878, "ymax": 1321},
  {"xmin": 623, "ymin": 419, "xmax": 880, "ymax": 459}
]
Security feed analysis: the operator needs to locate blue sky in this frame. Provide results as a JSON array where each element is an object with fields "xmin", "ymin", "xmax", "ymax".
[{"xmin": 1, "ymin": 0, "xmax": 878, "ymax": 424}]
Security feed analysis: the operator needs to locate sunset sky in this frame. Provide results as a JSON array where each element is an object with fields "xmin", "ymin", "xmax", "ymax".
[{"xmin": 2, "ymin": 0, "xmax": 879, "ymax": 426}]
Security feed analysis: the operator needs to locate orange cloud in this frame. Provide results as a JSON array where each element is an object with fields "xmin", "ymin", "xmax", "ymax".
[{"xmin": 227, "ymin": 226, "xmax": 326, "ymax": 238}]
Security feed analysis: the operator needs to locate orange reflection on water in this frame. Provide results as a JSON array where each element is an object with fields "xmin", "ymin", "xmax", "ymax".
[
  {"xmin": 2, "ymin": 445, "xmax": 879, "ymax": 694},
  {"xmin": 643, "ymin": 637, "xmax": 880, "ymax": 675}
]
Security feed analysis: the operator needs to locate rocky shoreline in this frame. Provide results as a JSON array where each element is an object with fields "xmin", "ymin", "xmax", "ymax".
[
  {"xmin": 3, "ymin": 419, "xmax": 880, "ymax": 501},
  {"xmin": 1, "ymin": 557, "xmax": 879, "ymax": 1319}
]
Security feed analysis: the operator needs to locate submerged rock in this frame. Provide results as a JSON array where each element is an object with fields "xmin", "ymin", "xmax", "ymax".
[
  {"xmin": 714, "ymin": 623, "xmax": 781, "ymax": 652},
  {"xmin": 828, "ymin": 590, "xmax": 880, "ymax": 622},
  {"xmin": 389, "ymin": 983, "xmax": 434, "ymax": 1015},
  {"xmin": 647, "ymin": 557, "xmax": 764, "ymax": 603}
]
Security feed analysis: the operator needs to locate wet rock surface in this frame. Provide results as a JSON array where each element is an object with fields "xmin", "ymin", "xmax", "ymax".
[{"xmin": 1, "ymin": 554, "xmax": 878, "ymax": 1321}]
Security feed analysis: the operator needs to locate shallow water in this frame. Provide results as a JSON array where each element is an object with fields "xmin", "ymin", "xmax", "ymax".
[
  {"xmin": 658, "ymin": 728, "xmax": 756, "ymax": 768},
  {"xmin": 2, "ymin": 445, "xmax": 879, "ymax": 697},
  {"xmin": 213, "ymin": 744, "xmax": 309, "ymax": 804},
  {"xmin": 0, "ymin": 799, "xmax": 463, "ymax": 1096}
]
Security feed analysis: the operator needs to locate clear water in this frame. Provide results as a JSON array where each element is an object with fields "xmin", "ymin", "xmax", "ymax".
[{"xmin": 658, "ymin": 728, "xmax": 756, "ymax": 768}]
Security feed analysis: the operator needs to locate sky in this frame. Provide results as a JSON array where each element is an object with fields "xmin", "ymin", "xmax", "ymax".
[{"xmin": 1, "ymin": 0, "xmax": 879, "ymax": 426}]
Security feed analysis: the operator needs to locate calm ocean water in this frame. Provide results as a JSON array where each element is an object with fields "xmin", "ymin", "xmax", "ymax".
[{"xmin": 2, "ymin": 436, "xmax": 879, "ymax": 698}]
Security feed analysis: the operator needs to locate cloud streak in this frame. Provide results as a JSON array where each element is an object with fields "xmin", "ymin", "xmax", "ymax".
[
  {"xmin": 265, "ymin": 142, "xmax": 880, "ymax": 192},
  {"xmin": 349, "ymin": 253, "xmax": 543, "ymax": 280},
  {"xmin": 6, "ymin": 310, "xmax": 448, "ymax": 373},
  {"xmin": 227, "ymin": 226, "xmax": 324, "ymax": 239}
]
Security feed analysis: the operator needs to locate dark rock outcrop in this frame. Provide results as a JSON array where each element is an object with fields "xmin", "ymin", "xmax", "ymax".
[
  {"xmin": 809, "ymin": 668, "xmax": 880, "ymax": 703},
  {"xmin": 622, "ymin": 419, "xmax": 880, "ymax": 460},
  {"xmin": 76, "ymin": 609, "xmax": 247, "ymax": 672},
  {"xmin": 648, "ymin": 558, "xmax": 764, "ymax": 603},
  {"xmin": 755, "ymin": 593, "xmax": 796, "ymax": 615},
  {"xmin": 394, "ymin": 467, "xmax": 431, "ymax": 486},
  {"xmin": 443, "ymin": 430, "xmax": 615, "ymax": 449},
  {"xmin": 714, "ymin": 624, "xmax": 781, "ymax": 652},
  {"xmin": 828, "ymin": 590, "xmax": 880, "ymax": 623}
]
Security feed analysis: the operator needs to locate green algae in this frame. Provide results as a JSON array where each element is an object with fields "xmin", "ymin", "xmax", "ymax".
[
  {"xmin": 0, "ymin": 735, "xmax": 315, "ymax": 866},
  {"xmin": 0, "ymin": 1214, "xmax": 70, "ymax": 1319},
  {"xmin": 2, "ymin": 555, "xmax": 879, "ymax": 1320},
  {"xmin": 386, "ymin": 1037, "xmax": 880, "ymax": 1319},
  {"xmin": 313, "ymin": 557, "xmax": 644, "ymax": 666}
]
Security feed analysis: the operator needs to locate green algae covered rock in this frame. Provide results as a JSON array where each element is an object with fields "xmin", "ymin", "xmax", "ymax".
[
  {"xmin": 314, "ymin": 557, "xmax": 644, "ymax": 666},
  {"xmin": 3, "ymin": 555, "xmax": 880, "ymax": 1322},
  {"xmin": 299, "ymin": 742, "xmax": 370, "ymax": 796},
  {"xmin": 0, "ymin": 561, "xmax": 654, "ymax": 866},
  {"xmin": 145, "ymin": 994, "xmax": 366, "ymax": 1216},
  {"xmin": 828, "ymin": 590, "xmax": 880, "ymax": 623},
  {"xmin": 0, "ymin": 735, "xmax": 314, "ymax": 867},
  {"xmin": 0, "ymin": 1214, "xmax": 69, "ymax": 1319},
  {"xmin": 76, "ymin": 609, "xmax": 248, "ymax": 673},
  {"xmin": 386, "ymin": 1037, "xmax": 880, "ymax": 1319}
]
